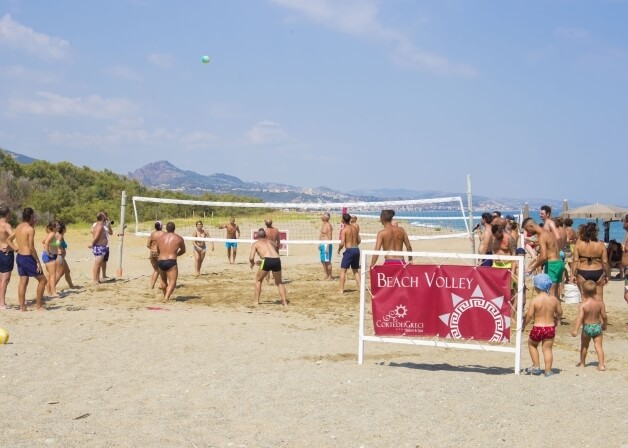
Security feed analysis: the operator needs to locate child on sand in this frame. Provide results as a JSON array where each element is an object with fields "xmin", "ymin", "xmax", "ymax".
[
  {"xmin": 522, "ymin": 273, "xmax": 563, "ymax": 377},
  {"xmin": 571, "ymin": 280, "xmax": 608, "ymax": 371}
]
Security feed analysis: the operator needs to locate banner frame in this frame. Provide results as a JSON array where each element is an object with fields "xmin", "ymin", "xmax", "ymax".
[{"xmin": 358, "ymin": 250, "xmax": 525, "ymax": 375}]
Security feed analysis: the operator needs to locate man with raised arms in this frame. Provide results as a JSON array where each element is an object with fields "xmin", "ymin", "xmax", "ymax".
[
  {"xmin": 219, "ymin": 216, "xmax": 240, "ymax": 264},
  {"xmin": 319, "ymin": 212, "xmax": 333, "ymax": 280},
  {"xmin": 155, "ymin": 221, "xmax": 186, "ymax": 302},
  {"xmin": 9, "ymin": 207, "xmax": 47, "ymax": 311},
  {"xmin": 0, "ymin": 206, "xmax": 18, "ymax": 309},
  {"xmin": 249, "ymin": 228, "xmax": 287, "ymax": 307},
  {"xmin": 523, "ymin": 217, "xmax": 564, "ymax": 298},
  {"xmin": 338, "ymin": 213, "xmax": 361, "ymax": 294},
  {"xmin": 370, "ymin": 209, "xmax": 413, "ymax": 267}
]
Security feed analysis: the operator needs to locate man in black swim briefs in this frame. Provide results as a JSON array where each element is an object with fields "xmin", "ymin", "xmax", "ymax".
[
  {"xmin": 249, "ymin": 228, "xmax": 287, "ymax": 306},
  {"xmin": 155, "ymin": 222, "xmax": 186, "ymax": 302}
]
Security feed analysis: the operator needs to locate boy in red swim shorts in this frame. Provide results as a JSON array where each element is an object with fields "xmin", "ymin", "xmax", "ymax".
[{"xmin": 522, "ymin": 273, "xmax": 563, "ymax": 376}]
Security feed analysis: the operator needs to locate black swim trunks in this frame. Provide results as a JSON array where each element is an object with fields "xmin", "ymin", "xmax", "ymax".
[
  {"xmin": 0, "ymin": 250, "xmax": 15, "ymax": 273},
  {"xmin": 260, "ymin": 257, "xmax": 281, "ymax": 272},
  {"xmin": 158, "ymin": 259, "xmax": 177, "ymax": 271}
]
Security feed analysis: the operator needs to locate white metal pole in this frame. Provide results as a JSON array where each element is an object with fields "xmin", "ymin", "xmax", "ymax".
[
  {"xmin": 116, "ymin": 190, "xmax": 127, "ymax": 278},
  {"xmin": 467, "ymin": 175, "xmax": 475, "ymax": 254}
]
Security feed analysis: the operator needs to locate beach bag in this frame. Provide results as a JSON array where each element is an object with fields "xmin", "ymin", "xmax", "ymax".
[{"xmin": 563, "ymin": 283, "xmax": 581, "ymax": 304}]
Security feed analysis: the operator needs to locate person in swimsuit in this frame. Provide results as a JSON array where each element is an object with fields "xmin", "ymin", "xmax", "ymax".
[
  {"xmin": 42, "ymin": 220, "xmax": 60, "ymax": 298},
  {"xmin": 522, "ymin": 273, "xmax": 563, "ymax": 377},
  {"xmin": 318, "ymin": 212, "xmax": 333, "ymax": 280},
  {"xmin": 155, "ymin": 221, "xmax": 186, "ymax": 302},
  {"xmin": 338, "ymin": 213, "xmax": 361, "ymax": 294},
  {"xmin": 571, "ymin": 222, "xmax": 610, "ymax": 302},
  {"xmin": 621, "ymin": 214, "xmax": 628, "ymax": 303},
  {"xmin": 490, "ymin": 224, "xmax": 516, "ymax": 297},
  {"xmin": 263, "ymin": 219, "xmax": 281, "ymax": 285},
  {"xmin": 89, "ymin": 212, "xmax": 109, "ymax": 284},
  {"xmin": 370, "ymin": 210, "xmax": 413, "ymax": 268},
  {"xmin": 523, "ymin": 217, "xmax": 564, "ymax": 299},
  {"xmin": 478, "ymin": 212, "xmax": 494, "ymax": 267},
  {"xmin": 8, "ymin": 207, "xmax": 47, "ymax": 311},
  {"xmin": 146, "ymin": 221, "xmax": 165, "ymax": 289},
  {"xmin": 54, "ymin": 222, "xmax": 75, "ymax": 290},
  {"xmin": 192, "ymin": 221, "xmax": 213, "ymax": 277},
  {"xmin": 249, "ymin": 228, "xmax": 287, "ymax": 306},
  {"xmin": 571, "ymin": 280, "xmax": 607, "ymax": 371},
  {"xmin": 219, "ymin": 217, "xmax": 240, "ymax": 265},
  {"xmin": 0, "ymin": 205, "xmax": 18, "ymax": 309}
]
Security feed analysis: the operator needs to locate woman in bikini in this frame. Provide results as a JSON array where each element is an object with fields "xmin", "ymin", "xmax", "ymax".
[
  {"xmin": 192, "ymin": 221, "xmax": 214, "ymax": 277},
  {"xmin": 42, "ymin": 220, "xmax": 60, "ymax": 298},
  {"xmin": 55, "ymin": 222, "xmax": 75, "ymax": 290},
  {"xmin": 571, "ymin": 222, "xmax": 610, "ymax": 301}
]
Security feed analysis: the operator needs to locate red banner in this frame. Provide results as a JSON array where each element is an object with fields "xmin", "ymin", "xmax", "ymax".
[{"xmin": 370, "ymin": 264, "xmax": 511, "ymax": 342}]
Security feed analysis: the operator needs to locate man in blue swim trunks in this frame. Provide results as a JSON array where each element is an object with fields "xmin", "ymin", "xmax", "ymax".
[
  {"xmin": 319, "ymin": 212, "xmax": 333, "ymax": 280},
  {"xmin": 220, "ymin": 216, "xmax": 240, "ymax": 265},
  {"xmin": 10, "ymin": 207, "xmax": 47, "ymax": 311},
  {"xmin": 155, "ymin": 222, "xmax": 186, "ymax": 302},
  {"xmin": 0, "ymin": 205, "xmax": 18, "ymax": 309},
  {"xmin": 338, "ymin": 213, "xmax": 361, "ymax": 294}
]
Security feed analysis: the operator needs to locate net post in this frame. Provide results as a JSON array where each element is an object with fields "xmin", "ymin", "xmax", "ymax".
[
  {"xmin": 467, "ymin": 174, "xmax": 475, "ymax": 254},
  {"xmin": 116, "ymin": 190, "xmax": 126, "ymax": 278},
  {"xmin": 358, "ymin": 250, "xmax": 368, "ymax": 365}
]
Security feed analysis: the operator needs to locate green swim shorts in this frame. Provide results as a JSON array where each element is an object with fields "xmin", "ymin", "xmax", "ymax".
[{"xmin": 544, "ymin": 260, "xmax": 564, "ymax": 284}]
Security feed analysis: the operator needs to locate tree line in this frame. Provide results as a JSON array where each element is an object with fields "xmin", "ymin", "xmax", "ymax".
[{"xmin": 0, "ymin": 150, "xmax": 262, "ymax": 226}]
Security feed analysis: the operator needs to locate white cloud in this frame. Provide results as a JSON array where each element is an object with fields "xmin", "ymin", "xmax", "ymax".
[
  {"xmin": 270, "ymin": 0, "xmax": 477, "ymax": 77},
  {"xmin": 0, "ymin": 65, "xmax": 56, "ymax": 83},
  {"xmin": 0, "ymin": 14, "xmax": 69, "ymax": 59},
  {"xmin": 9, "ymin": 92, "xmax": 137, "ymax": 118},
  {"xmin": 147, "ymin": 52, "xmax": 174, "ymax": 68},
  {"xmin": 106, "ymin": 65, "xmax": 143, "ymax": 82},
  {"xmin": 247, "ymin": 120, "xmax": 289, "ymax": 145}
]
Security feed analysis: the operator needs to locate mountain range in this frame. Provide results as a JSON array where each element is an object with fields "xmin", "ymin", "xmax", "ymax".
[{"xmin": 2, "ymin": 148, "xmax": 573, "ymax": 210}]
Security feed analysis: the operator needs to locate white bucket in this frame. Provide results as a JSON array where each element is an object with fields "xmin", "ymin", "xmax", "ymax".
[{"xmin": 563, "ymin": 283, "xmax": 581, "ymax": 304}]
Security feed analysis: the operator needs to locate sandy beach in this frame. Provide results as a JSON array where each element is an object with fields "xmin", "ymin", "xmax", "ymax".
[{"xmin": 1, "ymin": 227, "xmax": 627, "ymax": 447}]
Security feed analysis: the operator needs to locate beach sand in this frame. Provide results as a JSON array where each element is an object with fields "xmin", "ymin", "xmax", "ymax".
[{"xmin": 1, "ymin": 228, "xmax": 627, "ymax": 447}]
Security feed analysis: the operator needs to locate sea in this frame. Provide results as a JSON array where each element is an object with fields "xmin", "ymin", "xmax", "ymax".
[{"xmin": 391, "ymin": 209, "xmax": 626, "ymax": 243}]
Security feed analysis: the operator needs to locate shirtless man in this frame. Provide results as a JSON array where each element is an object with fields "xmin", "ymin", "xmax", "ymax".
[
  {"xmin": 523, "ymin": 217, "xmax": 564, "ymax": 298},
  {"xmin": 9, "ymin": 207, "xmax": 47, "ymax": 311},
  {"xmin": 89, "ymin": 212, "xmax": 108, "ymax": 284},
  {"xmin": 249, "ymin": 228, "xmax": 287, "ymax": 306},
  {"xmin": 338, "ymin": 213, "xmax": 361, "ymax": 293},
  {"xmin": 155, "ymin": 221, "xmax": 186, "ymax": 302},
  {"xmin": 146, "ymin": 221, "xmax": 164, "ymax": 288},
  {"xmin": 478, "ymin": 212, "xmax": 494, "ymax": 267},
  {"xmin": 622, "ymin": 214, "xmax": 628, "ymax": 304},
  {"xmin": 219, "ymin": 217, "xmax": 240, "ymax": 264},
  {"xmin": 264, "ymin": 219, "xmax": 281, "ymax": 284},
  {"xmin": 0, "ymin": 206, "xmax": 18, "ymax": 309},
  {"xmin": 319, "ymin": 212, "xmax": 333, "ymax": 280},
  {"xmin": 540, "ymin": 205, "xmax": 562, "ymax": 249},
  {"xmin": 522, "ymin": 273, "xmax": 563, "ymax": 376},
  {"xmin": 370, "ymin": 209, "xmax": 413, "ymax": 267}
]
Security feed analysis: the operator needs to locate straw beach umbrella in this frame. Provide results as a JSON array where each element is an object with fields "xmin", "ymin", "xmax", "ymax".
[{"xmin": 559, "ymin": 203, "xmax": 628, "ymax": 221}]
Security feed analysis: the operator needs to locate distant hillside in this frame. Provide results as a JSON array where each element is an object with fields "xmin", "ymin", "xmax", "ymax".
[{"xmin": 0, "ymin": 147, "xmax": 37, "ymax": 164}]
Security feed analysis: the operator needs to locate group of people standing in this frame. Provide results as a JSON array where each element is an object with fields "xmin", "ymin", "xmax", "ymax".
[
  {"xmin": 477, "ymin": 205, "xmax": 628, "ymax": 375},
  {"xmin": 0, "ymin": 206, "xmax": 75, "ymax": 311}
]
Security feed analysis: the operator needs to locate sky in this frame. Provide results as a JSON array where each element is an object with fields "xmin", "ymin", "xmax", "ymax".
[{"xmin": 0, "ymin": 0, "xmax": 627, "ymax": 205}]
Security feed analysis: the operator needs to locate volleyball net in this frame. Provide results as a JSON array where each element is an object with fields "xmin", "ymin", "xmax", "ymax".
[{"xmin": 131, "ymin": 195, "xmax": 471, "ymax": 245}]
